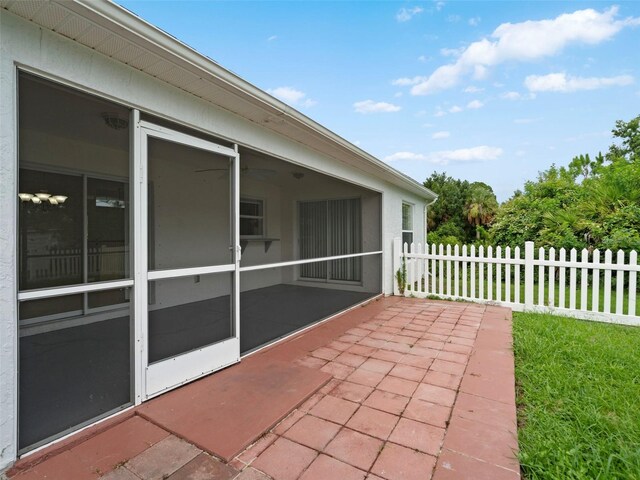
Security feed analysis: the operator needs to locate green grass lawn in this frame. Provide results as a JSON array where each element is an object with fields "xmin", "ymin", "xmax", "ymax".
[{"xmin": 513, "ymin": 312, "xmax": 640, "ymax": 479}]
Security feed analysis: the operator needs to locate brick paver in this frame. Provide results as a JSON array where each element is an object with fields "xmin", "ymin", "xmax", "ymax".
[
  {"xmin": 10, "ymin": 298, "xmax": 519, "ymax": 480},
  {"xmin": 239, "ymin": 299, "xmax": 519, "ymax": 480}
]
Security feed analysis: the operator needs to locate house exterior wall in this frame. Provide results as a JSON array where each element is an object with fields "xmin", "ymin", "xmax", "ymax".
[{"xmin": 0, "ymin": 10, "xmax": 428, "ymax": 469}]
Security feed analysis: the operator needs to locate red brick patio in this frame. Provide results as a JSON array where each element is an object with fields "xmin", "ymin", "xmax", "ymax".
[{"xmin": 9, "ymin": 297, "xmax": 520, "ymax": 480}]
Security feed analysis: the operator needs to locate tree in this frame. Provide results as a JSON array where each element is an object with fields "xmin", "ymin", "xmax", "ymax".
[
  {"xmin": 568, "ymin": 153, "xmax": 604, "ymax": 181},
  {"xmin": 607, "ymin": 115, "xmax": 639, "ymax": 163},
  {"xmin": 490, "ymin": 165, "xmax": 581, "ymax": 249},
  {"xmin": 464, "ymin": 182, "xmax": 498, "ymax": 240},
  {"xmin": 423, "ymin": 172, "xmax": 474, "ymax": 243},
  {"xmin": 490, "ymin": 115, "xmax": 640, "ymax": 251}
]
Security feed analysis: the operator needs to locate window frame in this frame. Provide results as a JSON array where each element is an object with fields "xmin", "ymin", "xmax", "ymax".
[
  {"xmin": 402, "ymin": 202, "xmax": 414, "ymax": 247},
  {"xmin": 18, "ymin": 165, "xmax": 132, "ymax": 331},
  {"xmin": 239, "ymin": 197, "xmax": 266, "ymax": 239}
]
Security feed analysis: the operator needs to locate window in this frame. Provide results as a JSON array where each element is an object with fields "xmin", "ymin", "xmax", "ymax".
[
  {"xmin": 18, "ymin": 72, "xmax": 132, "ymax": 452},
  {"xmin": 402, "ymin": 202, "xmax": 413, "ymax": 247},
  {"xmin": 299, "ymin": 198, "xmax": 362, "ymax": 282},
  {"xmin": 240, "ymin": 198, "xmax": 264, "ymax": 237}
]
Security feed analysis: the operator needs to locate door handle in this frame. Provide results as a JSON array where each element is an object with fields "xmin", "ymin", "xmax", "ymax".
[{"xmin": 229, "ymin": 245, "xmax": 241, "ymax": 261}]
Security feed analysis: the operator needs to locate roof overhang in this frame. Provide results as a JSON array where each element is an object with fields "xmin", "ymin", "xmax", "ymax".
[{"xmin": 2, "ymin": 0, "xmax": 437, "ymax": 201}]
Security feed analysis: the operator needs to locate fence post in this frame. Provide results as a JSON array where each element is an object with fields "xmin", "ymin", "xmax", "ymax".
[
  {"xmin": 393, "ymin": 237, "xmax": 401, "ymax": 296},
  {"xmin": 524, "ymin": 241, "xmax": 534, "ymax": 309}
]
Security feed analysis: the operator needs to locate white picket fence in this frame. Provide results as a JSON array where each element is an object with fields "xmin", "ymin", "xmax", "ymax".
[
  {"xmin": 25, "ymin": 246, "xmax": 128, "ymax": 282},
  {"xmin": 393, "ymin": 239, "xmax": 639, "ymax": 326}
]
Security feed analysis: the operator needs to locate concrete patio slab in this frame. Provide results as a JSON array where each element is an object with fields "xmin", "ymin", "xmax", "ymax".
[
  {"xmin": 9, "ymin": 297, "xmax": 520, "ymax": 480},
  {"xmin": 137, "ymin": 359, "xmax": 331, "ymax": 461}
]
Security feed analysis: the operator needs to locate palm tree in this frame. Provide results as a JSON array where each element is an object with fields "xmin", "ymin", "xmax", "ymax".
[{"xmin": 465, "ymin": 183, "xmax": 498, "ymax": 240}]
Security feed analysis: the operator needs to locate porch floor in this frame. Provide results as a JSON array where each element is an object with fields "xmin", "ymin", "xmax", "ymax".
[{"xmin": 9, "ymin": 297, "xmax": 520, "ymax": 480}]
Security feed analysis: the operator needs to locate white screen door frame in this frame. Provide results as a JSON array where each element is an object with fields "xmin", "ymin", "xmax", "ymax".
[{"xmin": 135, "ymin": 119, "xmax": 241, "ymax": 399}]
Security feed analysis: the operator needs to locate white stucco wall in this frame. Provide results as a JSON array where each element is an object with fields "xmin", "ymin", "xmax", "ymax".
[{"xmin": 0, "ymin": 10, "xmax": 428, "ymax": 469}]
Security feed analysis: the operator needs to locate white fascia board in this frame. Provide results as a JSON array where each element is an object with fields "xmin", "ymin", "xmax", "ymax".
[{"xmin": 58, "ymin": 0, "xmax": 436, "ymax": 201}]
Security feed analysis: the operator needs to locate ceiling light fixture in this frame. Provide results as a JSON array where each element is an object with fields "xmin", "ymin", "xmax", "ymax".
[
  {"xmin": 18, "ymin": 192, "xmax": 68, "ymax": 205},
  {"xmin": 102, "ymin": 112, "xmax": 129, "ymax": 130}
]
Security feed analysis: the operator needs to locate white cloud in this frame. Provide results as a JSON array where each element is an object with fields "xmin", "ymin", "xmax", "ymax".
[
  {"xmin": 270, "ymin": 86, "xmax": 304, "ymax": 103},
  {"xmin": 516, "ymin": 150, "xmax": 526, "ymax": 157},
  {"xmin": 434, "ymin": 109, "xmax": 446, "ymax": 117},
  {"xmin": 447, "ymin": 14, "xmax": 461, "ymax": 23},
  {"xmin": 440, "ymin": 47, "xmax": 464, "ymax": 57},
  {"xmin": 468, "ymin": 17, "xmax": 481, "ymax": 26},
  {"xmin": 384, "ymin": 145, "xmax": 503, "ymax": 165},
  {"xmin": 422, "ymin": 123, "xmax": 434, "ymax": 128},
  {"xmin": 464, "ymin": 85, "xmax": 484, "ymax": 93},
  {"xmin": 397, "ymin": 6, "xmax": 424, "ymax": 22},
  {"xmin": 449, "ymin": 105, "xmax": 463, "ymax": 113},
  {"xmin": 394, "ymin": 91, "xmax": 404, "ymax": 98},
  {"xmin": 467, "ymin": 99, "xmax": 484, "ymax": 109},
  {"xmin": 353, "ymin": 100, "xmax": 401, "ymax": 114},
  {"xmin": 406, "ymin": 7, "xmax": 639, "ymax": 95},
  {"xmin": 418, "ymin": 55, "xmax": 430, "ymax": 63},
  {"xmin": 392, "ymin": 76, "xmax": 427, "ymax": 86},
  {"xmin": 564, "ymin": 130, "xmax": 609, "ymax": 142},
  {"xmin": 267, "ymin": 35, "xmax": 278, "ymax": 42},
  {"xmin": 501, "ymin": 91, "xmax": 522, "ymax": 100},
  {"xmin": 435, "ymin": 1, "xmax": 445, "ymax": 12},
  {"xmin": 437, "ymin": 146, "xmax": 503, "ymax": 163},
  {"xmin": 384, "ymin": 151, "xmax": 429, "ymax": 162},
  {"xmin": 473, "ymin": 64, "xmax": 489, "ymax": 80},
  {"xmin": 525, "ymin": 73, "xmax": 634, "ymax": 92},
  {"xmin": 268, "ymin": 86, "xmax": 317, "ymax": 107},
  {"xmin": 514, "ymin": 118, "xmax": 538, "ymax": 124},
  {"xmin": 432, "ymin": 131, "xmax": 451, "ymax": 139}
]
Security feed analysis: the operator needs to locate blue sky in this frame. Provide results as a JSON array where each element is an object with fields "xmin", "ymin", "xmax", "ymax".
[{"xmin": 117, "ymin": 1, "xmax": 640, "ymax": 201}]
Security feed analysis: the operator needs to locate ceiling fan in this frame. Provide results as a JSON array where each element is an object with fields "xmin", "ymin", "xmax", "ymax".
[{"xmin": 195, "ymin": 165, "xmax": 277, "ymax": 181}]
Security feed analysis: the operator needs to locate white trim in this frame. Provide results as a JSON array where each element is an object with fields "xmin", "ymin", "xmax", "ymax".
[
  {"xmin": 132, "ymin": 108, "xmax": 144, "ymax": 406},
  {"xmin": 19, "ymin": 306, "xmax": 130, "ymax": 337},
  {"xmin": 145, "ymin": 338, "xmax": 239, "ymax": 398},
  {"xmin": 380, "ymin": 191, "xmax": 386, "ymax": 295},
  {"xmin": 147, "ymin": 264, "xmax": 235, "ymax": 280},
  {"xmin": 139, "ymin": 120, "xmax": 238, "ymax": 158},
  {"xmin": 402, "ymin": 201, "xmax": 414, "ymax": 244},
  {"xmin": 139, "ymin": 123, "xmax": 240, "ymax": 399},
  {"xmin": 4, "ymin": 64, "xmax": 20, "ymax": 470},
  {"xmin": 233, "ymin": 144, "xmax": 241, "ymax": 347},
  {"xmin": 19, "ymin": 162, "xmax": 129, "ymax": 184},
  {"xmin": 239, "ymin": 251, "xmax": 383, "ymax": 272},
  {"xmin": 17, "ymin": 279, "xmax": 134, "ymax": 301}
]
